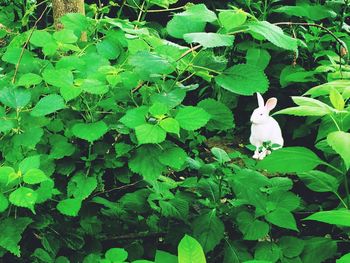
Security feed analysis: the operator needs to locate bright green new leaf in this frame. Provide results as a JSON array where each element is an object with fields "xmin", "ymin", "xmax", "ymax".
[
  {"xmin": 211, "ymin": 147, "xmax": 230, "ymax": 164},
  {"xmin": 57, "ymin": 198, "xmax": 82, "ymax": 217},
  {"xmin": 60, "ymin": 85, "xmax": 82, "ymax": 101},
  {"xmin": 23, "ymin": 168, "xmax": 48, "ymax": 184},
  {"xmin": 265, "ymin": 208, "xmax": 298, "ymax": 231},
  {"xmin": 178, "ymin": 235, "xmax": 206, "ymax": 263},
  {"xmin": 105, "ymin": 248, "xmax": 128, "ymax": 262},
  {"xmin": 119, "ymin": 106, "xmax": 149, "ymax": 129},
  {"xmin": 274, "ymin": 5, "xmax": 336, "ymax": 21},
  {"xmin": 0, "ymin": 193, "xmax": 9, "ymax": 212},
  {"xmin": 135, "ymin": 124, "xmax": 167, "ymax": 144},
  {"xmin": 72, "ymin": 121, "xmax": 108, "ymax": 142},
  {"xmin": 17, "ymin": 73, "xmax": 42, "ymax": 87},
  {"xmin": 329, "ymin": 88, "xmax": 345, "ymax": 110},
  {"xmin": 275, "ymin": 106, "xmax": 330, "ymax": 117},
  {"xmin": 159, "ymin": 118, "xmax": 180, "ymax": 135},
  {"xmin": 155, "ymin": 250, "xmax": 177, "ymax": 263},
  {"xmin": 304, "ymin": 210, "xmax": 350, "ymax": 227},
  {"xmin": 149, "ymin": 102, "xmax": 168, "ymax": 116},
  {"xmin": 183, "ymin": 33, "xmax": 234, "ymax": 48},
  {"xmin": 215, "ymin": 64, "xmax": 269, "ymax": 95},
  {"xmin": 219, "ymin": 10, "xmax": 247, "ymax": 31},
  {"xmin": 297, "ymin": 170, "xmax": 339, "ymax": 193},
  {"xmin": 0, "ymin": 217, "xmax": 33, "ymax": 257},
  {"xmin": 31, "ymin": 94, "xmax": 65, "ymax": 117},
  {"xmin": 0, "ymin": 166, "xmax": 16, "ymax": 186},
  {"xmin": 42, "ymin": 68, "xmax": 74, "ymax": 88},
  {"xmin": 61, "ymin": 13, "xmax": 88, "ymax": 36},
  {"xmin": 30, "ymin": 30, "xmax": 52, "ymax": 47},
  {"xmin": 0, "ymin": 87, "xmax": 31, "ymax": 109},
  {"xmin": 337, "ymin": 253, "xmax": 350, "ymax": 263},
  {"xmin": 175, "ymin": 106, "xmax": 210, "ymax": 130},
  {"xmin": 257, "ymin": 147, "xmax": 323, "ymax": 173},
  {"xmin": 97, "ymin": 39, "xmax": 121, "ymax": 60},
  {"xmin": 247, "ymin": 21, "xmax": 298, "ymax": 51},
  {"xmin": 80, "ymin": 79, "xmax": 109, "ymax": 95},
  {"xmin": 53, "ymin": 29, "xmax": 78, "ymax": 44},
  {"xmin": 9, "ymin": 187, "xmax": 37, "ymax": 213},
  {"xmin": 327, "ymin": 131, "xmax": 350, "ymax": 170}
]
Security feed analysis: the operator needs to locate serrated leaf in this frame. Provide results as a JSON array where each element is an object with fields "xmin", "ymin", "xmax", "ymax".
[
  {"xmin": 297, "ymin": 170, "xmax": 339, "ymax": 193},
  {"xmin": 135, "ymin": 124, "xmax": 167, "ymax": 144},
  {"xmin": 19, "ymin": 155, "xmax": 40, "ymax": 174},
  {"xmin": 97, "ymin": 39, "xmax": 121, "ymax": 60},
  {"xmin": 0, "ymin": 87, "xmax": 31, "ymax": 109},
  {"xmin": 42, "ymin": 68, "xmax": 73, "ymax": 88},
  {"xmin": 72, "ymin": 121, "xmax": 108, "ymax": 142},
  {"xmin": 0, "ymin": 217, "xmax": 33, "ymax": 257},
  {"xmin": 247, "ymin": 21, "xmax": 298, "ymax": 51},
  {"xmin": 215, "ymin": 64, "xmax": 269, "ymax": 95},
  {"xmin": 9, "ymin": 187, "xmax": 37, "ymax": 213},
  {"xmin": 31, "ymin": 94, "xmax": 65, "ymax": 117},
  {"xmin": 301, "ymin": 237, "xmax": 337, "ymax": 263},
  {"xmin": 159, "ymin": 198, "xmax": 188, "ymax": 220},
  {"xmin": 175, "ymin": 106, "xmax": 210, "ymax": 130},
  {"xmin": 57, "ymin": 198, "xmax": 82, "ymax": 217},
  {"xmin": 23, "ymin": 168, "xmax": 48, "ymax": 184},
  {"xmin": 219, "ymin": 10, "xmax": 247, "ymax": 31},
  {"xmin": 257, "ymin": 147, "xmax": 323, "ymax": 173},
  {"xmin": 265, "ymin": 208, "xmax": 298, "ymax": 231},
  {"xmin": 0, "ymin": 193, "xmax": 9, "ymax": 212},
  {"xmin": 327, "ymin": 131, "xmax": 350, "ymax": 170},
  {"xmin": 159, "ymin": 145, "xmax": 187, "ymax": 170},
  {"xmin": 236, "ymin": 211, "xmax": 269, "ymax": 240},
  {"xmin": 178, "ymin": 235, "xmax": 206, "ymax": 263},
  {"xmin": 278, "ymin": 236, "xmax": 305, "ymax": 258},
  {"xmin": 119, "ymin": 106, "xmax": 148, "ymax": 129},
  {"xmin": 184, "ymin": 33, "xmax": 234, "ymax": 48},
  {"xmin": 193, "ymin": 210, "xmax": 224, "ymax": 252},
  {"xmin": 304, "ymin": 209, "xmax": 350, "ymax": 227},
  {"xmin": 159, "ymin": 118, "xmax": 180, "ymax": 135},
  {"xmin": 53, "ymin": 29, "xmax": 78, "ymax": 43},
  {"xmin": 80, "ymin": 79, "xmax": 109, "ymax": 95},
  {"xmin": 246, "ymin": 48, "xmax": 271, "ymax": 70},
  {"xmin": 17, "ymin": 73, "xmax": 42, "ymax": 87},
  {"xmin": 67, "ymin": 174, "xmax": 97, "ymax": 200}
]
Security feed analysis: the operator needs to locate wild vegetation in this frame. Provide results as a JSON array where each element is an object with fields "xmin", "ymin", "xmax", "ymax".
[{"xmin": 0, "ymin": 0, "xmax": 350, "ymax": 262}]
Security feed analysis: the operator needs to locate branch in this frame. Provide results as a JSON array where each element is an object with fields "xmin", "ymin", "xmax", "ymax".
[
  {"xmin": 92, "ymin": 180, "xmax": 142, "ymax": 197},
  {"xmin": 101, "ymin": 231, "xmax": 165, "ymax": 241},
  {"xmin": 176, "ymin": 44, "xmax": 202, "ymax": 62},
  {"xmin": 12, "ymin": 5, "xmax": 49, "ymax": 84}
]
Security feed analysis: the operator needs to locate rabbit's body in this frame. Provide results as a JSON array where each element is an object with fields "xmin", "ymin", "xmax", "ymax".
[{"xmin": 250, "ymin": 93, "xmax": 284, "ymax": 160}]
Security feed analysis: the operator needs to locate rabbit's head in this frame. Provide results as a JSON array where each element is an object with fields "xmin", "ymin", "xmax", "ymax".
[{"xmin": 250, "ymin": 92, "xmax": 277, "ymax": 124}]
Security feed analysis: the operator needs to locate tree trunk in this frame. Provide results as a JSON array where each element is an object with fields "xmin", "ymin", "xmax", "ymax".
[{"xmin": 52, "ymin": 0, "xmax": 85, "ymax": 30}]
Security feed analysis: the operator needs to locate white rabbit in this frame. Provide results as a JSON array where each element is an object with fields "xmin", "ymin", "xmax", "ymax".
[{"xmin": 249, "ymin": 92, "xmax": 284, "ymax": 160}]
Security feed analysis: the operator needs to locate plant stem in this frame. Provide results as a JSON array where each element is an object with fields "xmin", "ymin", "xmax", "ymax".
[
  {"xmin": 334, "ymin": 191, "xmax": 348, "ymax": 209},
  {"xmin": 344, "ymin": 170, "xmax": 350, "ymax": 208}
]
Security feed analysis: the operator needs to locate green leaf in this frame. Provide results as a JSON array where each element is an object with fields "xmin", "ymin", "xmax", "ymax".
[
  {"xmin": 246, "ymin": 48, "xmax": 271, "ymax": 70},
  {"xmin": 337, "ymin": 253, "xmax": 350, "ymax": 263},
  {"xmin": 60, "ymin": 85, "xmax": 82, "ymax": 101},
  {"xmin": 49, "ymin": 134, "xmax": 75, "ymax": 159},
  {"xmin": 135, "ymin": 124, "xmax": 167, "ymax": 144},
  {"xmin": 0, "ymin": 87, "xmax": 31, "ymax": 109},
  {"xmin": 327, "ymin": 131, "xmax": 350, "ymax": 170},
  {"xmin": 273, "ymin": 5, "xmax": 336, "ymax": 21},
  {"xmin": 57, "ymin": 198, "xmax": 82, "ymax": 217},
  {"xmin": 42, "ymin": 68, "xmax": 73, "ymax": 88},
  {"xmin": 0, "ymin": 217, "xmax": 33, "ymax": 257},
  {"xmin": 155, "ymin": 250, "xmax": 177, "ymax": 263},
  {"xmin": 105, "ymin": 248, "xmax": 128, "ymax": 262},
  {"xmin": 257, "ymin": 147, "xmax": 323, "ymax": 173},
  {"xmin": 31, "ymin": 94, "xmax": 65, "ymax": 117},
  {"xmin": 17, "ymin": 73, "xmax": 42, "ymax": 87},
  {"xmin": 254, "ymin": 242, "xmax": 281, "ymax": 263},
  {"xmin": 0, "ymin": 166, "xmax": 16, "ymax": 186},
  {"xmin": 72, "ymin": 121, "xmax": 108, "ymax": 142},
  {"xmin": 275, "ymin": 106, "xmax": 330, "ymax": 117},
  {"xmin": 18, "ymin": 156, "xmax": 41, "ymax": 174},
  {"xmin": 120, "ymin": 106, "xmax": 148, "ymax": 129},
  {"xmin": 0, "ymin": 193, "xmax": 9, "ymax": 212},
  {"xmin": 159, "ymin": 198, "xmax": 188, "ymax": 220},
  {"xmin": 151, "ymin": 88, "xmax": 186, "ymax": 108},
  {"xmin": 30, "ymin": 30, "xmax": 52, "ymax": 47},
  {"xmin": 159, "ymin": 118, "xmax": 180, "ymax": 135},
  {"xmin": 129, "ymin": 145, "xmax": 165, "ymax": 181},
  {"xmin": 80, "ymin": 79, "xmax": 109, "ymax": 95},
  {"xmin": 175, "ymin": 106, "xmax": 210, "ymax": 131},
  {"xmin": 178, "ymin": 235, "xmax": 206, "ymax": 263},
  {"xmin": 67, "ymin": 174, "xmax": 97, "ymax": 200},
  {"xmin": 149, "ymin": 102, "xmax": 168, "ymax": 116},
  {"xmin": 247, "ymin": 21, "xmax": 298, "ymax": 51},
  {"xmin": 97, "ymin": 39, "xmax": 121, "ymax": 60},
  {"xmin": 61, "ymin": 13, "xmax": 88, "ymax": 36},
  {"xmin": 193, "ymin": 210, "xmax": 225, "ymax": 252},
  {"xmin": 184, "ymin": 33, "xmax": 234, "ymax": 48},
  {"xmin": 301, "ymin": 237, "xmax": 337, "ymax": 263},
  {"xmin": 304, "ymin": 210, "xmax": 350, "ymax": 227},
  {"xmin": 219, "ymin": 10, "xmax": 247, "ymax": 31},
  {"xmin": 329, "ymin": 88, "xmax": 345, "ymax": 110},
  {"xmin": 53, "ymin": 29, "xmax": 78, "ymax": 43},
  {"xmin": 13, "ymin": 127, "xmax": 44, "ymax": 149},
  {"xmin": 297, "ymin": 170, "xmax": 339, "ymax": 193},
  {"xmin": 9, "ymin": 187, "xmax": 37, "ymax": 213},
  {"xmin": 159, "ymin": 145, "xmax": 187, "ymax": 170},
  {"xmin": 278, "ymin": 236, "xmax": 305, "ymax": 258},
  {"xmin": 23, "ymin": 168, "xmax": 48, "ymax": 184},
  {"xmin": 211, "ymin": 147, "xmax": 230, "ymax": 163},
  {"xmin": 215, "ymin": 64, "xmax": 269, "ymax": 95},
  {"xmin": 236, "ymin": 211, "xmax": 269, "ymax": 240},
  {"xmin": 197, "ymin": 99, "xmax": 234, "ymax": 131},
  {"xmin": 265, "ymin": 208, "xmax": 298, "ymax": 231}
]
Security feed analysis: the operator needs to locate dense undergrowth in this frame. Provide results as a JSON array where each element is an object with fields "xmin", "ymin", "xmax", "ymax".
[{"xmin": 0, "ymin": 0, "xmax": 350, "ymax": 262}]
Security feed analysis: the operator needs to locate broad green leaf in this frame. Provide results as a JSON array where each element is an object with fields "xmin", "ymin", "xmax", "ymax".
[
  {"xmin": 57, "ymin": 198, "xmax": 82, "ymax": 217},
  {"xmin": 72, "ymin": 121, "xmax": 108, "ymax": 142},
  {"xmin": 265, "ymin": 208, "xmax": 298, "ymax": 231},
  {"xmin": 180, "ymin": 4, "xmax": 217, "ymax": 22},
  {"xmin": 337, "ymin": 253, "xmax": 350, "ymax": 263},
  {"xmin": 254, "ymin": 242, "xmax": 281, "ymax": 263},
  {"xmin": 115, "ymin": 142, "xmax": 132, "ymax": 157},
  {"xmin": 42, "ymin": 68, "xmax": 73, "ymax": 88},
  {"xmin": 305, "ymin": 80, "xmax": 350, "ymax": 97},
  {"xmin": 61, "ymin": 13, "xmax": 88, "ymax": 36},
  {"xmin": 23, "ymin": 168, "xmax": 48, "ymax": 184},
  {"xmin": 13, "ymin": 127, "xmax": 44, "ymax": 149},
  {"xmin": 155, "ymin": 250, "xmax": 177, "ymax": 263},
  {"xmin": 211, "ymin": 147, "xmax": 230, "ymax": 164},
  {"xmin": 275, "ymin": 106, "xmax": 330, "ymax": 117},
  {"xmin": 247, "ymin": 21, "xmax": 298, "ymax": 51},
  {"xmin": 329, "ymin": 88, "xmax": 345, "ymax": 110},
  {"xmin": 280, "ymin": 66, "xmax": 317, "ymax": 87},
  {"xmin": 159, "ymin": 198, "xmax": 188, "ymax": 220},
  {"xmin": 159, "ymin": 118, "xmax": 180, "ymax": 135},
  {"xmin": 175, "ymin": 106, "xmax": 210, "ymax": 130},
  {"xmin": 30, "ymin": 30, "xmax": 52, "ymax": 47},
  {"xmin": 119, "ymin": 106, "xmax": 148, "ymax": 129},
  {"xmin": 35, "ymin": 180, "xmax": 54, "ymax": 204},
  {"xmin": 33, "ymin": 248, "xmax": 52, "ymax": 263},
  {"xmin": 135, "ymin": 124, "xmax": 167, "ymax": 144},
  {"xmin": 304, "ymin": 210, "xmax": 350, "ymax": 227},
  {"xmin": 97, "ymin": 39, "xmax": 121, "ymax": 60},
  {"xmin": 273, "ymin": 5, "xmax": 336, "ymax": 21},
  {"xmin": 193, "ymin": 210, "xmax": 225, "ymax": 252},
  {"xmin": 0, "ymin": 217, "xmax": 33, "ymax": 257},
  {"xmin": 80, "ymin": 79, "xmax": 109, "ymax": 95},
  {"xmin": 257, "ymin": 147, "xmax": 323, "ymax": 173},
  {"xmin": 2, "ymin": 47, "xmax": 36, "ymax": 71},
  {"xmin": 60, "ymin": 86, "xmax": 82, "ymax": 101},
  {"xmin": 236, "ymin": 211, "xmax": 269, "ymax": 240},
  {"xmin": 278, "ymin": 236, "xmax": 305, "ymax": 258},
  {"xmin": 17, "ymin": 73, "xmax": 42, "ymax": 87},
  {"xmin": 268, "ymin": 191, "xmax": 300, "ymax": 212},
  {"xmin": 178, "ymin": 235, "xmax": 206, "ymax": 263},
  {"xmin": 9, "ymin": 187, "xmax": 37, "ymax": 213},
  {"xmin": 246, "ymin": 48, "xmax": 271, "ymax": 70},
  {"xmin": 0, "ymin": 119, "xmax": 14, "ymax": 133},
  {"xmin": 219, "ymin": 10, "xmax": 247, "ymax": 31},
  {"xmin": 149, "ymin": 102, "xmax": 168, "ymax": 116},
  {"xmin": 215, "ymin": 64, "xmax": 269, "ymax": 95},
  {"xmin": 67, "ymin": 174, "xmax": 97, "ymax": 200},
  {"xmin": 129, "ymin": 145, "xmax": 165, "ymax": 181},
  {"xmin": 49, "ymin": 134, "xmax": 75, "ymax": 159},
  {"xmin": 197, "ymin": 98, "xmax": 234, "ymax": 130},
  {"xmin": 297, "ymin": 170, "xmax": 339, "ymax": 193},
  {"xmin": 0, "ymin": 166, "xmax": 16, "ymax": 186},
  {"xmin": 301, "ymin": 237, "xmax": 337, "ymax": 263},
  {"xmin": 0, "ymin": 193, "xmax": 9, "ymax": 212},
  {"xmin": 159, "ymin": 145, "xmax": 187, "ymax": 170},
  {"xmin": 184, "ymin": 33, "xmax": 234, "ymax": 48},
  {"xmin": 105, "ymin": 248, "xmax": 128, "ymax": 262},
  {"xmin": 150, "ymin": 88, "xmax": 186, "ymax": 108},
  {"xmin": 31, "ymin": 94, "xmax": 66, "ymax": 117},
  {"xmin": 327, "ymin": 131, "xmax": 350, "ymax": 170},
  {"xmin": 0, "ymin": 87, "xmax": 31, "ymax": 109},
  {"xmin": 53, "ymin": 29, "xmax": 78, "ymax": 43}
]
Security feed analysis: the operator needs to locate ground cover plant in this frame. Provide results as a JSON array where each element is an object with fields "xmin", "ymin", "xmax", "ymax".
[{"xmin": 0, "ymin": 0, "xmax": 350, "ymax": 262}]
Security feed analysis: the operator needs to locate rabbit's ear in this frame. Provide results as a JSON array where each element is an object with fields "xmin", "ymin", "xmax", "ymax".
[
  {"xmin": 265, "ymin": 98, "xmax": 277, "ymax": 111},
  {"xmin": 256, "ymin": 92, "xmax": 264, "ymax": 108}
]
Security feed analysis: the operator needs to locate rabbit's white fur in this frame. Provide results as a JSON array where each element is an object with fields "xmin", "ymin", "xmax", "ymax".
[{"xmin": 249, "ymin": 92, "xmax": 283, "ymax": 160}]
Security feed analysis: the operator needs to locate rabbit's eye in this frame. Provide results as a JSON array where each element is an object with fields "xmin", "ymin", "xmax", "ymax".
[{"xmin": 260, "ymin": 113, "xmax": 263, "ymax": 116}]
